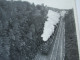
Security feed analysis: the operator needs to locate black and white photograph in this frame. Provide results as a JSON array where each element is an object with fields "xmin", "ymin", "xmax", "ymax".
[{"xmin": 0, "ymin": 0, "xmax": 79, "ymax": 60}]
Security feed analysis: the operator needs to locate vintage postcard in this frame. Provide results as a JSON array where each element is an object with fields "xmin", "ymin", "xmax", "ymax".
[{"xmin": 0, "ymin": 0, "xmax": 79, "ymax": 60}]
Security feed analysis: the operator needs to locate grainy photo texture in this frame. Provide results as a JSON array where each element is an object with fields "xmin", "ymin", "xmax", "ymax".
[{"xmin": 0, "ymin": 0, "xmax": 79, "ymax": 60}]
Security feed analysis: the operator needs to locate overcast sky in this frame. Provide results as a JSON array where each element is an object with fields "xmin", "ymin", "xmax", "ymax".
[{"xmin": 21, "ymin": 0, "xmax": 74, "ymax": 9}]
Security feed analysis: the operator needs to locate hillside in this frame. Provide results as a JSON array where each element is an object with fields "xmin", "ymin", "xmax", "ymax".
[
  {"xmin": 64, "ymin": 9, "xmax": 79, "ymax": 60},
  {"xmin": 0, "ymin": 1, "xmax": 49, "ymax": 60},
  {"xmin": 0, "ymin": 1, "xmax": 79, "ymax": 60}
]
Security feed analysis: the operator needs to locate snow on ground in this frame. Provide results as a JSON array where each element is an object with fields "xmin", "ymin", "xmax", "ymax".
[{"xmin": 41, "ymin": 10, "xmax": 60, "ymax": 41}]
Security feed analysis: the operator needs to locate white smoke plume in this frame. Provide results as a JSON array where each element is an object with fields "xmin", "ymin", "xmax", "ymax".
[{"xmin": 41, "ymin": 10, "xmax": 60, "ymax": 41}]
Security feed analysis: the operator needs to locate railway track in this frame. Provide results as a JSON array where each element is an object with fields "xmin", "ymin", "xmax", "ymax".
[{"xmin": 33, "ymin": 18, "xmax": 65, "ymax": 60}]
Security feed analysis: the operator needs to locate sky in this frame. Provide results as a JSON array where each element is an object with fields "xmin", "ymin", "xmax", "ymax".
[
  {"xmin": 21, "ymin": 0, "xmax": 74, "ymax": 9},
  {"xmin": 76, "ymin": 0, "xmax": 80, "ymax": 30}
]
